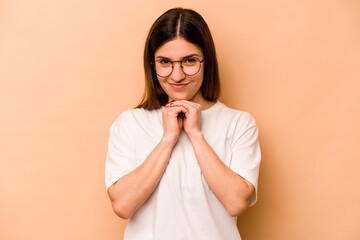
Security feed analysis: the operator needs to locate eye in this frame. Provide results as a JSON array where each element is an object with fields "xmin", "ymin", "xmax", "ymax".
[
  {"xmin": 182, "ymin": 57, "xmax": 198, "ymax": 65},
  {"xmin": 158, "ymin": 59, "xmax": 171, "ymax": 65}
]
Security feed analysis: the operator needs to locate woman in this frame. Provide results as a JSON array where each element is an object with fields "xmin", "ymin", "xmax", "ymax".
[{"xmin": 105, "ymin": 7, "xmax": 261, "ymax": 240}]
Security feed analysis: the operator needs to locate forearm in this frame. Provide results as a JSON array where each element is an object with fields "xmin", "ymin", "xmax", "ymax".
[
  {"xmin": 108, "ymin": 137, "xmax": 175, "ymax": 219},
  {"xmin": 188, "ymin": 132, "xmax": 254, "ymax": 216}
]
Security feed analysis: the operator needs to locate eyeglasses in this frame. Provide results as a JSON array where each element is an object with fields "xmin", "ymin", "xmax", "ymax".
[{"xmin": 154, "ymin": 56, "xmax": 204, "ymax": 77}]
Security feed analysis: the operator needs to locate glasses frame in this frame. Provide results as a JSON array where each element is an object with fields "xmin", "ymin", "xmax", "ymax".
[{"xmin": 153, "ymin": 57, "xmax": 205, "ymax": 78}]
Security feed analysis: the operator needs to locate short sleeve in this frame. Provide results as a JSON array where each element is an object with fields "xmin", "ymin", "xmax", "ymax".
[
  {"xmin": 105, "ymin": 111, "xmax": 137, "ymax": 190},
  {"xmin": 230, "ymin": 112, "xmax": 261, "ymax": 206}
]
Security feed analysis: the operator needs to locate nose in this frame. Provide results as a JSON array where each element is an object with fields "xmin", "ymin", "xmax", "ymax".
[{"xmin": 170, "ymin": 62, "xmax": 186, "ymax": 82}]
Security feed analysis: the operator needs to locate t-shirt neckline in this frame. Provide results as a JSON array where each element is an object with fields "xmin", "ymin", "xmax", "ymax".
[{"xmin": 201, "ymin": 101, "xmax": 221, "ymax": 115}]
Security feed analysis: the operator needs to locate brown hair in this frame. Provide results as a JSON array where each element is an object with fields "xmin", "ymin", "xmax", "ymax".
[{"xmin": 136, "ymin": 8, "xmax": 220, "ymax": 109}]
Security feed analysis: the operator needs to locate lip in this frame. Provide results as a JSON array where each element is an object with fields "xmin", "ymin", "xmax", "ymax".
[{"xmin": 168, "ymin": 83, "xmax": 190, "ymax": 90}]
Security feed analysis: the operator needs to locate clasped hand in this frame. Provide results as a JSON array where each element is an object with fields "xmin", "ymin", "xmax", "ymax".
[{"xmin": 161, "ymin": 100, "xmax": 202, "ymax": 143}]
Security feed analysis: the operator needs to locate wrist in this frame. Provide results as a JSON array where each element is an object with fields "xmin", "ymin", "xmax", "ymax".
[
  {"xmin": 186, "ymin": 130, "xmax": 204, "ymax": 143},
  {"xmin": 160, "ymin": 134, "xmax": 179, "ymax": 147}
]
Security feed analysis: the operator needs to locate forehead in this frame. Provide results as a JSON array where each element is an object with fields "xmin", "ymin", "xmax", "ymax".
[{"xmin": 155, "ymin": 37, "xmax": 203, "ymax": 59}]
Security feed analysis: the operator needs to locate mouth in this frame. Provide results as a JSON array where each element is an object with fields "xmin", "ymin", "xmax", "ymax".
[{"xmin": 168, "ymin": 83, "xmax": 190, "ymax": 90}]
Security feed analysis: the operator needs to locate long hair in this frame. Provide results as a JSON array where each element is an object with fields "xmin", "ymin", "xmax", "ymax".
[{"xmin": 136, "ymin": 8, "xmax": 220, "ymax": 109}]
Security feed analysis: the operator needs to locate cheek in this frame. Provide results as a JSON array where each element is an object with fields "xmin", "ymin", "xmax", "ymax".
[
  {"xmin": 158, "ymin": 78, "xmax": 171, "ymax": 94},
  {"xmin": 198, "ymin": 69, "xmax": 204, "ymax": 82},
  {"xmin": 157, "ymin": 77, "xmax": 166, "ymax": 87},
  {"xmin": 196, "ymin": 73, "xmax": 204, "ymax": 87}
]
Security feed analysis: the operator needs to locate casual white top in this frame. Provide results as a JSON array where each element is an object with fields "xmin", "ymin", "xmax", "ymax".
[{"xmin": 105, "ymin": 101, "xmax": 261, "ymax": 240}]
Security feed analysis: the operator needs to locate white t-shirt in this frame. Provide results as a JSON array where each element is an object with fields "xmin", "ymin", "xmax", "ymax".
[{"xmin": 105, "ymin": 101, "xmax": 261, "ymax": 240}]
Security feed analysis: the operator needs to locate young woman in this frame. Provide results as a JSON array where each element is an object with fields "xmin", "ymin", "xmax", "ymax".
[{"xmin": 105, "ymin": 8, "xmax": 261, "ymax": 240}]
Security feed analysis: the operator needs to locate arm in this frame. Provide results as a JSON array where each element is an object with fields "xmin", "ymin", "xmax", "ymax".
[
  {"xmin": 170, "ymin": 100, "xmax": 255, "ymax": 216},
  {"xmin": 107, "ymin": 105, "xmax": 188, "ymax": 219},
  {"xmin": 187, "ymin": 132, "xmax": 255, "ymax": 216},
  {"xmin": 108, "ymin": 137, "xmax": 175, "ymax": 219}
]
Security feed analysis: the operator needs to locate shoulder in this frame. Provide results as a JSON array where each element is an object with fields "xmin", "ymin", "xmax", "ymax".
[
  {"xmin": 213, "ymin": 102, "xmax": 257, "ymax": 127},
  {"xmin": 112, "ymin": 107, "xmax": 162, "ymax": 127}
]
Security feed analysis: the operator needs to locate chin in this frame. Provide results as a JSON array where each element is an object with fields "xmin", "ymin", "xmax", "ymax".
[
  {"xmin": 170, "ymin": 96, "xmax": 192, "ymax": 101},
  {"xmin": 167, "ymin": 90, "xmax": 200, "ymax": 102}
]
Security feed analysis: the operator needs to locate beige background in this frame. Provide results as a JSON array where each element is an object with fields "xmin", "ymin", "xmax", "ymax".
[{"xmin": 1, "ymin": 0, "xmax": 359, "ymax": 239}]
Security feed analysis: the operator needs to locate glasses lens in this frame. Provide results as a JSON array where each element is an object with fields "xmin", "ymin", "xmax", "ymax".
[
  {"xmin": 155, "ymin": 59, "xmax": 172, "ymax": 77},
  {"xmin": 182, "ymin": 57, "xmax": 201, "ymax": 76}
]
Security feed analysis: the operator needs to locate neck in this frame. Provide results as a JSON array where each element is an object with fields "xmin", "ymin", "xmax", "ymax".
[{"xmin": 200, "ymin": 100, "xmax": 216, "ymax": 110}]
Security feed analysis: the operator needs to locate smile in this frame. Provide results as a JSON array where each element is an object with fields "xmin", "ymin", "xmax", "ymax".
[{"xmin": 168, "ymin": 83, "xmax": 190, "ymax": 89}]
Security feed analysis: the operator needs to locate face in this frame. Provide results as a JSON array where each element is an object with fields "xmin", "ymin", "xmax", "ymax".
[{"xmin": 154, "ymin": 37, "xmax": 205, "ymax": 104}]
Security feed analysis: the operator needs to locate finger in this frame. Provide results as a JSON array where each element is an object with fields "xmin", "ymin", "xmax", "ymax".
[
  {"xmin": 178, "ymin": 100, "xmax": 200, "ymax": 109},
  {"xmin": 170, "ymin": 100, "xmax": 201, "ymax": 114},
  {"xmin": 165, "ymin": 105, "xmax": 189, "ymax": 117},
  {"xmin": 165, "ymin": 101, "xmax": 175, "ymax": 107},
  {"xmin": 164, "ymin": 104, "xmax": 187, "ymax": 112},
  {"xmin": 172, "ymin": 100, "xmax": 201, "ymax": 109}
]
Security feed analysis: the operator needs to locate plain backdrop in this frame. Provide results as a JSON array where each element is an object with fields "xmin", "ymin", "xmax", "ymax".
[{"xmin": 0, "ymin": 0, "xmax": 359, "ymax": 239}]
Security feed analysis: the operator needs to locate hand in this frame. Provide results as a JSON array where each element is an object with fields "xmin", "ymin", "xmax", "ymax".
[
  {"xmin": 166, "ymin": 100, "xmax": 202, "ymax": 139},
  {"xmin": 161, "ymin": 102, "xmax": 188, "ymax": 145}
]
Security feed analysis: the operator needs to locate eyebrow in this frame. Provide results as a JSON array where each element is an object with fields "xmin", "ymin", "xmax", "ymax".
[{"xmin": 155, "ymin": 53, "xmax": 200, "ymax": 60}]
